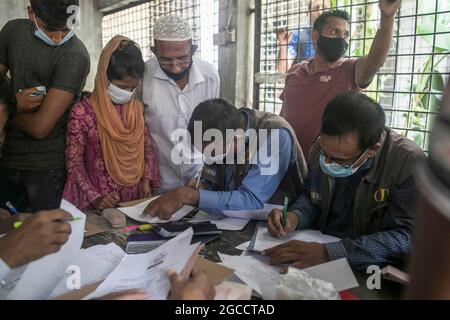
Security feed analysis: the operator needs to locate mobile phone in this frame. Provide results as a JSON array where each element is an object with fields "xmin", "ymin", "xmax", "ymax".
[
  {"xmin": 154, "ymin": 222, "xmax": 222, "ymax": 238},
  {"xmin": 30, "ymin": 86, "xmax": 47, "ymax": 97},
  {"xmin": 30, "ymin": 92, "xmax": 45, "ymax": 97}
]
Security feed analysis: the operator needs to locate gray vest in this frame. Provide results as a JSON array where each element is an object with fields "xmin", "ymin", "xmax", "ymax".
[{"xmin": 201, "ymin": 108, "xmax": 308, "ymax": 206}]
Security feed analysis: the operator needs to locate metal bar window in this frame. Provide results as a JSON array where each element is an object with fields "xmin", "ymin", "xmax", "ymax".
[
  {"xmin": 254, "ymin": 0, "xmax": 450, "ymax": 151},
  {"xmin": 102, "ymin": 0, "xmax": 219, "ymax": 67}
]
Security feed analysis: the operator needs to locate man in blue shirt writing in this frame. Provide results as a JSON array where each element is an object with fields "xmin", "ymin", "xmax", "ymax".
[{"xmin": 143, "ymin": 99, "xmax": 308, "ymax": 219}]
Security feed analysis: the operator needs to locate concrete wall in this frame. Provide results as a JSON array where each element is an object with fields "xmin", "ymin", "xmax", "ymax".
[
  {"xmin": 0, "ymin": 0, "xmax": 103, "ymax": 91},
  {"xmin": 218, "ymin": 0, "xmax": 237, "ymax": 105},
  {"xmin": 218, "ymin": 0, "xmax": 255, "ymax": 108}
]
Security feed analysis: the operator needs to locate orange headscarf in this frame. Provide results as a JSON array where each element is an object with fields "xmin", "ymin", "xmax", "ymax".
[{"xmin": 90, "ymin": 35, "xmax": 145, "ymax": 187}]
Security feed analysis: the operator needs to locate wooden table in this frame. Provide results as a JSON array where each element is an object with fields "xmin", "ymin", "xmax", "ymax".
[{"xmin": 83, "ymin": 211, "xmax": 404, "ymax": 300}]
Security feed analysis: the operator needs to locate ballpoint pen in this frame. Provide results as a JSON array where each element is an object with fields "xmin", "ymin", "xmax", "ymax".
[{"xmin": 13, "ymin": 217, "xmax": 84, "ymax": 229}]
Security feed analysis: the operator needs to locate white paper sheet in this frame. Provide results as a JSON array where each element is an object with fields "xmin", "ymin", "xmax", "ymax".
[
  {"xmin": 219, "ymin": 253, "xmax": 358, "ymax": 298},
  {"xmin": 118, "ymin": 197, "xmax": 195, "ymax": 224},
  {"xmin": 8, "ymin": 200, "xmax": 86, "ymax": 300},
  {"xmin": 0, "ymin": 266, "xmax": 27, "ymax": 299},
  {"xmin": 49, "ymin": 243, "xmax": 126, "ymax": 298},
  {"xmin": 251, "ymin": 227, "xmax": 340, "ymax": 253},
  {"xmin": 302, "ymin": 258, "xmax": 359, "ymax": 292},
  {"xmin": 218, "ymin": 253, "xmax": 280, "ymax": 295},
  {"xmin": 261, "ymin": 259, "xmax": 359, "ymax": 299},
  {"xmin": 190, "ymin": 211, "xmax": 250, "ymax": 231},
  {"xmin": 236, "ymin": 241, "xmax": 250, "ymax": 251},
  {"xmin": 86, "ymin": 228, "xmax": 199, "ymax": 300},
  {"xmin": 84, "ymin": 243, "xmax": 125, "ymax": 266},
  {"xmin": 223, "ymin": 204, "xmax": 283, "ymax": 221},
  {"xmin": 214, "ymin": 281, "xmax": 252, "ymax": 300}
]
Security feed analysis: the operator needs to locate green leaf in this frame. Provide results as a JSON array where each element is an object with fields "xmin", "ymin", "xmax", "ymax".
[{"xmin": 417, "ymin": 16, "xmax": 450, "ymax": 52}]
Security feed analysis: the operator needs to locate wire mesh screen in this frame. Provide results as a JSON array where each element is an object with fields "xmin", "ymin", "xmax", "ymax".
[
  {"xmin": 255, "ymin": 0, "xmax": 450, "ymax": 151},
  {"xmin": 102, "ymin": 0, "xmax": 219, "ymax": 67}
]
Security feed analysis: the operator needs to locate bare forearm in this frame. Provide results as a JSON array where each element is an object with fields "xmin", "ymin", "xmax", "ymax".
[
  {"xmin": 364, "ymin": 16, "xmax": 395, "ymax": 74},
  {"xmin": 356, "ymin": 15, "xmax": 395, "ymax": 87},
  {"xmin": 276, "ymin": 45, "xmax": 289, "ymax": 73},
  {"xmin": 12, "ymin": 112, "xmax": 48, "ymax": 139},
  {"xmin": 11, "ymin": 89, "xmax": 73, "ymax": 139}
]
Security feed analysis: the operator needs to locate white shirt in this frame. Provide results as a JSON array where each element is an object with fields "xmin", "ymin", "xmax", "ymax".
[
  {"xmin": 142, "ymin": 57, "xmax": 220, "ymax": 193},
  {"xmin": 0, "ymin": 258, "xmax": 11, "ymax": 282}
]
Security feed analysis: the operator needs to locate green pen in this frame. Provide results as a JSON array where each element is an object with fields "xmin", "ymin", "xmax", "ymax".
[
  {"xmin": 282, "ymin": 197, "xmax": 289, "ymax": 228},
  {"xmin": 13, "ymin": 217, "xmax": 83, "ymax": 229}
]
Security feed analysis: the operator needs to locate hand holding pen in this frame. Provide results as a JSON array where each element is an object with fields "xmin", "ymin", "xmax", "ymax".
[{"xmin": 0, "ymin": 210, "xmax": 77, "ymax": 268}]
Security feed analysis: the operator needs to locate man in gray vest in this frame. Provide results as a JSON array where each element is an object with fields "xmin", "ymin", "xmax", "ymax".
[
  {"xmin": 265, "ymin": 91, "xmax": 425, "ymax": 271},
  {"xmin": 143, "ymin": 99, "xmax": 308, "ymax": 220}
]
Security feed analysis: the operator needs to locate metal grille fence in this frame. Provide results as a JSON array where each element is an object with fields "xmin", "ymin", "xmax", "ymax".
[
  {"xmin": 255, "ymin": 0, "xmax": 450, "ymax": 150},
  {"xmin": 102, "ymin": 0, "xmax": 219, "ymax": 67}
]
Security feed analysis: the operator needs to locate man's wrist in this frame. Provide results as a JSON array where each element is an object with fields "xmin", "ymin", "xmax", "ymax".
[
  {"xmin": 380, "ymin": 14, "xmax": 395, "ymax": 25},
  {"xmin": 178, "ymin": 187, "xmax": 199, "ymax": 207},
  {"xmin": 0, "ymin": 250, "xmax": 16, "ymax": 269},
  {"xmin": 290, "ymin": 209, "xmax": 305, "ymax": 229},
  {"xmin": 288, "ymin": 212, "xmax": 300, "ymax": 229},
  {"xmin": 181, "ymin": 288, "xmax": 207, "ymax": 300}
]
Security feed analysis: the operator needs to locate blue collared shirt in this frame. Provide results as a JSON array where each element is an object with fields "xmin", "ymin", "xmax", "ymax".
[
  {"xmin": 198, "ymin": 123, "xmax": 294, "ymax": 215},
  {"xmin": 289, "ymin": 29, "xmax": 315, "ymax": 62}
]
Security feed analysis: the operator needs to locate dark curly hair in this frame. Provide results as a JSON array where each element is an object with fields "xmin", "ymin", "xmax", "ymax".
[
  {"xmin": 322, "ymin": 91, "xmax": 386, "ymax": 151},
  {"xmin": 313, "ymin": 10, "xmax": 350, "ymax": 33},
  {"xmin": 0, "ymin": 75, "xmax": 16, "ymax": 117}
]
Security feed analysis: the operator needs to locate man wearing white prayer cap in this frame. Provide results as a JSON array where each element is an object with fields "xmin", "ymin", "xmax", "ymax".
[{"xmin": 141, "ymin": 15, "xmax": 220, "ymax": 193}]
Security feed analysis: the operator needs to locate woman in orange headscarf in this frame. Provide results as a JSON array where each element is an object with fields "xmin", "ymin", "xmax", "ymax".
[{"xmin": 63, "ymin": 36, "xmax": 160, "ymax": 210}]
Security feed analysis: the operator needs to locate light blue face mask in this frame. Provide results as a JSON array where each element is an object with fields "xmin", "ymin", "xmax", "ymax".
[
  {"xmin": 34, "ymin": 19, "xmax": 75, "ymax": 47},
  {"xmin": 319, "ymin": 152, "xmax": 368, "ymax": 178}
]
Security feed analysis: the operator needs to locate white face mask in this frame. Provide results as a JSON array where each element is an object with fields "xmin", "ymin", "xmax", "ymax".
[
  {"xmin": 107, "ymin": 83, "xmax": 135, "ymax": 105},
  {"xmin": 34, "ymin": 18, "xmax": 75, "ymax": 47}
]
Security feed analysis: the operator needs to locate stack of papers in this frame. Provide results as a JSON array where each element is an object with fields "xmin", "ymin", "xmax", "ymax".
[
  {"xmin": 49, "ymin": 243, "xmax": 125, "ymax": 298},
  {"xmin": 219, "ymin": 253, "xmax": 358, "ymax": 297},
  {"xmin": 86, "ymin": 228, "xmax": 201, "ymax": 300},
  {"xmin": 190, "ymin": 211, "xmax": 250, "ymax": 231},
  {"xmin": 218, "ymin": 253, "xmax": 278, "ymax": 295},
  {"xmin": 223, "ymin": 204, "xmax": 283, "ymax": 221},
  {"xmin": 189, "ymin": 203, "xmax": 284, "ymax": 231},
  {"xmin": 6, "ymin": 200, "xmax": 87, "ymax": 300},
  {"xmin": 2, "ymin": 200, "xmax": 201, "ymax": 301},
  {"xmin": 118, "ymin": 197, "xmax": 195, "ymax": 224}
]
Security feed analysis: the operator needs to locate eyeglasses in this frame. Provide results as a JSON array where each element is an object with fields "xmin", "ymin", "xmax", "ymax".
[
  {"xmin": 318, "ymin": 147, "xmax": 367, "ymax": 169},
  {"xmin": 157, "ymin": 56, "xmax": 192, "ymax": 67},
  {"xmin": 155, "ymin": 46, "xmax": 196, "ymax": 68}
]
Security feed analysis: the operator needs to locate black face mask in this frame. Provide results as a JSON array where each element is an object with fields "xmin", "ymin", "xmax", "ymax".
[
  {"xmin": 161, "ymin": 58, "xmax": 193, "ymax": 82},
  {"xmin": 317, "ymin": 35, "xmax": 349, "ymax": 62}
]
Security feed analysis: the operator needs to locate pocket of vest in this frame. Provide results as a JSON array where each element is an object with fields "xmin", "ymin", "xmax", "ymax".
[{"xmin": 368, "ymin": 202, "xmax": 389, "ymax": 223}]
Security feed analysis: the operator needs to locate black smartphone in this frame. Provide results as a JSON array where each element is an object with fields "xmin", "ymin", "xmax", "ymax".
[{"xmin": 155, "ymin": 222, "xmax": 222, "ymax": 238}]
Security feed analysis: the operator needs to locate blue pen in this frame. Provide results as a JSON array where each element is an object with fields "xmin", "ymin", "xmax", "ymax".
[{"xmin": 5, "ymin": 201, "xmax": 18, "ymax": 216}]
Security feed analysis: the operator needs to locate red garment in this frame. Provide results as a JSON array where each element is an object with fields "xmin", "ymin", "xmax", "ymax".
[
  {"xmin": 280, "ymin": 58, "xmax": 361, "ymax": 156},
  {"xmin": 339, "ymin": 291, "xmax": 360, "ymax": 300},
  {"xmin": 63, "ymin": 97, "xmax": 160, "ymax": 210}
]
